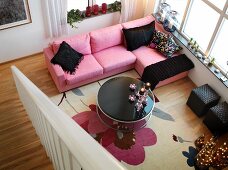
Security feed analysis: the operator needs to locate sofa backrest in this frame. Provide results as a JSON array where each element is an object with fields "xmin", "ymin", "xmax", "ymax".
[
  {"xmin": 121, "ymin": 15, "xmax": 154, "ymax": 29},
  {"xmin": 121, "ymin": 15, "xmax": 162, "ymax": 31},
  {"xmin": 90, "ymin": 24, "xmax": 123, "ymax": 53},
  {"xmin": 52, "ymin": 33, "xmax": 91, "ymax": 55}
]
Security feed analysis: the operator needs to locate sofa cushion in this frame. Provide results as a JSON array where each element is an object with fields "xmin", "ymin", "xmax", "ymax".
[
  {"xmin": 122, "ymin": 21, "xmax": 155, "ymax": 51},
  {"xmin": 133, "ymin": 46, "xmax": 166, "ymax": 75},
  {"xmin": 90, "ymin": 24, "xmax": 123, "ymax": 53},
  {"xmin": 155, "ymin": 36, "xmax": 182, "ymax": 58},
  {"xmin": 65, "ymin": 54, "xmax": 103, "ymax": 85},
  {"xmin": 150, "ymin": 30, "xmax": 182, "ymax": 58},
  {"xmin": 122, "ymin": 15, "xmax": 154, "ymax": 29},
  {"xmin": 151, "ymin": 30, "xmax": 169, "ymax": 46},
  {"xmin": 93, "ymin": 45, "xmax": 136, "ymax": 73},
  {"xmin": 51, "ymin": 41, "xmax": 84, "ymax": 74},
  {"xmin": 52, "ymin": 33, "xmax": 91, "ymax": 55}
]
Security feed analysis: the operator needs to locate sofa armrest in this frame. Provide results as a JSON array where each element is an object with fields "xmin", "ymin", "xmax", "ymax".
[{"xmin": 44, "ymin": 47, "xmax": 66, "ymax": 92}]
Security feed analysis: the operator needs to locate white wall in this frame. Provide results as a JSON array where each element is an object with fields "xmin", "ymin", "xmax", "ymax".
[
  {"xmin": 0, "ymin": 0, "xmax": 120, "ymax": 63},
  {"xmin": 182, "ymin": 48, "xmax": 228, "ymax": 102},
  {"xmin": 0, "ymin": 0, "xmax": 47, "ymax": 63},
  {"xmin": 68, "ymin": 12, "xmax": 121, "ymax": 35}
]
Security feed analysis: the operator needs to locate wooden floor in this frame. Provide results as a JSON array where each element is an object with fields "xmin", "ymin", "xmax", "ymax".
[
  {"xmin": 0, "ymin": 53, "xmax": 227, "ymax": 170},
  {"xmin": 0, "ymin": 54, "xmax": 55, "ymax": 170}
]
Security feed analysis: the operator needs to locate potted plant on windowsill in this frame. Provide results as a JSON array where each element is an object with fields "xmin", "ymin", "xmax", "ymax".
[
  {"xmin": 67, "ymin": 9, "xmax": 83, "ymax": 28},
  {"xmin": 208, "ymin": 57, "xmax": 215, "ymax": 67}
]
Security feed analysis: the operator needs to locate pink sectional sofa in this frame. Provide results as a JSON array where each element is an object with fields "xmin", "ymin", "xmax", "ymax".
[{"xmin": 44, "ymin": 15, "xmax": 188, "ymax": 92}]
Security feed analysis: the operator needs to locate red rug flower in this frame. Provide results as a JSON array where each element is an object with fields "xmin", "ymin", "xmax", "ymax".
[{"xmin": 72, "ymin": 104, "xmax": 157, "ymax": 165}]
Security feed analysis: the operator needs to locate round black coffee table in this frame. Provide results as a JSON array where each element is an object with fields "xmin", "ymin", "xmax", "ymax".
[{"xmin": 97, "ymin": 77, "xmax": 155, "ymax": 131}]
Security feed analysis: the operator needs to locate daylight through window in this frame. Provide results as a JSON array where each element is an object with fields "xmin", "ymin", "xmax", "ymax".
[{"xmin": 162, "ymin": 0, "xmax": 228, "ymax": 73}]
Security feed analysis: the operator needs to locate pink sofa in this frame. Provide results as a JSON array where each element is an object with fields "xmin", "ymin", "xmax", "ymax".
[{"xmin": 44, "ymin": 16, "xmax": 188, "ymax": 92}]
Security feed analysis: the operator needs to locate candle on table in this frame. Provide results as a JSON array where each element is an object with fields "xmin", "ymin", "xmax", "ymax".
[
  {"xmin": 145, "ymin": 82, "xmax": 151, "ymax": 90},
  {"xmin": 139, "ymin": 88, "xmax": 145, "ymax": 95}
]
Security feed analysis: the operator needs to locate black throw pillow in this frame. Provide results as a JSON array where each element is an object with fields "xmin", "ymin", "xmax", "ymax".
[
  {"xmin": 122, "ymin": 21, "xmax": 155, "ymax": 51},
  {"xmin": 51, "ymin": 41, "xmax": 84, "ymax": 74}
]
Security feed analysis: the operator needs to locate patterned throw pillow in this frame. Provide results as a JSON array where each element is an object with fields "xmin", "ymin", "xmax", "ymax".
[
  {"xmin": 151, "ymin": 30, "xmax": 168, "ymax": 46},
  {"xmin": 156, "ymin": 35, "xmax": 182, "ymax": 58},
  {"xmin": 150, "ymin": 30, "xmax": 182, "ymax": 58}
]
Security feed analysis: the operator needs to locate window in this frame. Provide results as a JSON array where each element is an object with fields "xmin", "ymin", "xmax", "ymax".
[
  {"xmin": 183, "ymin": 0, "xmax": 220, "ymax": 51},
  {"xmin": 67, "ymin": 0, "xmax": 88, "ymax": 11},
  {"xmin": 210, "ymin": 19, "xmax": 228, "ymax": 72},
  {"xmin": 68, "ymin": 0, "xmax": 120, "ymax": 11},
  {"xmin": 207, "ymin": 0, "xmax": 226, "ymax": 10},
  {"xmin": 158, "ymin": 0, "xmax": 228, "ymax": 75},
  {"xmin": 95, "ymin": 0, "xmax": 120, "ymax": 6},
  {"xmin": 164, "ymin": 0, "xmax": 188, "ymax": 26}
]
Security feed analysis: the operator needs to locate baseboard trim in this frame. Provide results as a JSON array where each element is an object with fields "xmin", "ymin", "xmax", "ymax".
[{"xmin": 0, "ymin": 52, "xmax": 43, "ymax": 65}]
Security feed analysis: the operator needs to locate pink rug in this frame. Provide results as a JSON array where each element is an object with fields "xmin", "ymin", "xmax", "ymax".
[{"xmin": 72, "ymin": 104, "xmax": 157, "ymax": 165}]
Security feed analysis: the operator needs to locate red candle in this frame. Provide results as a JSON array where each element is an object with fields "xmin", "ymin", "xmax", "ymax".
[
  {"xmin": 102, "ymin": 3, "xmax": 107, "ymax": 14},
  {"xmin": 93, "ymin": 4, "xmax": 99, "ymax": 15},
  {"xmin": 85, "ymin": 6, "xmax": 92, "ymax": 17}
]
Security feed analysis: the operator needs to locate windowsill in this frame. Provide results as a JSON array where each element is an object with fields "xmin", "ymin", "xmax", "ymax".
[
  {"xmin": 81, "ymin": 10, "xmax": 120, "ymax": 20},
  {"xmin": 171, "ymin": 30, "xmax": 228, "ymax": 88},
  {"xmin": 67, "ymin": 7, "xmax": 120, "ymax": 28}
]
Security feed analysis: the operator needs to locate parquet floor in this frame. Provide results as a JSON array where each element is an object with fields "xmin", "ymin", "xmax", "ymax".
[
  {"xmin": 0, "ymin": 53, "xmax": 227, "ymax": 169},
  {"xmin": 0, "ymin": 54, "xmax": 55, "ymax": 170}
]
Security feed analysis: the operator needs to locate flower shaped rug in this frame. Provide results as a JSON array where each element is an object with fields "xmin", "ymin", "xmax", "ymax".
[
  {"xmin": 51, "ymin": 70, "xmax": 202, "ymax": 169},
  {"xmin": 72, "ymin": 104, "xmax": 157, "ymax": 165}
]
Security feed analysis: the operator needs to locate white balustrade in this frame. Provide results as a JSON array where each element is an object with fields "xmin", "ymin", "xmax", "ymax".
[{"xmin": 11, "ymin": 66, "xmax": 126, "ymax": 170}]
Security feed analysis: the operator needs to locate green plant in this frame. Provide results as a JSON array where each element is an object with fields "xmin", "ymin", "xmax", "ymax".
[
  {"xmin": 67, "ymin": 1, "xmax": 121, "ymax": 28},
  {"xmin": 67, "ymin": 9, "xmax": 83, "ymax": 28},
  {"xmin": 207, "ymin": 56, "xmax": 215, "ymax": 66},
  {"xmin": 210, "ymin": 57, "xmax": 215, "ymax": 64},
  {"xmin": 108, "ymin": 1, "xmax": 121, "ymax": 12}
]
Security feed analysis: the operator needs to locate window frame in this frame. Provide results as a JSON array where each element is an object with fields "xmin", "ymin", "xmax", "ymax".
[{"xmin": 160, "ymin": 0, "xmax": 228, "ymax": 75}]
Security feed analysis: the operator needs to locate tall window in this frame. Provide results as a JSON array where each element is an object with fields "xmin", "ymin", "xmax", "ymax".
[
  {"xmin": 68, "ymin": 0, "xmax": 120, "ymax": 11},
  {"xmin": 68, "ymin": 0, "xmax": 88, "ymax": 11},
  {"xmin": 162, "ymin": 0, "xmax": 228, "ymax": 73},
  {"xmin": 95, "ymin": 0, "xmax": 119, "ymax": 6},
  {"xmin": 164, "ymin": 0, "xmax": 188, "ymax": 26},
  {"xmin": 183, "ymin": 0, "xmax": 220, "ymax": 51},
  {"xmin": 210, "ymin": 19, "xmax": 228, "ymax": 72}
]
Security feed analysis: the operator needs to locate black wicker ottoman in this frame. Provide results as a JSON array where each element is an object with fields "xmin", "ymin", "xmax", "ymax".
[
  {"xmin": 186, "ymin": 84, "xmax": 220, "ymax": 117},
  {"xmin": 203, "ymin": 102, "xmax": 228, "ymax": 134}
]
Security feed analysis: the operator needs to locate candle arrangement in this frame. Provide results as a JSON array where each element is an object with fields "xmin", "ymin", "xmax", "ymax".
[
  {"xmin": 128, "ymin": 82, "xmax": 151, "ymax": 112},
  {"xmin": 194, "ymin": 135, "xmax": 228, "ymax": 169}
]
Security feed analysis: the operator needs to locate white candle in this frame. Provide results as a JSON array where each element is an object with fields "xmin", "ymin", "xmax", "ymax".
[{"xmin": 168, "ymin": 20, "xmax": 174, "ymax": 29}]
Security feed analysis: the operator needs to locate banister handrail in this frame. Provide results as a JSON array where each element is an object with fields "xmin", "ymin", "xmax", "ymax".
[{"xmin": 11, "ymin": 66, "xmax": 126, "ymax": 170}]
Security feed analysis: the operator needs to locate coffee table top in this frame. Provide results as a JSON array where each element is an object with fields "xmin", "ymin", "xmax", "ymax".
[{"xmin": 97, "ymin": 77, "xmax": 155, "ymax": 122}]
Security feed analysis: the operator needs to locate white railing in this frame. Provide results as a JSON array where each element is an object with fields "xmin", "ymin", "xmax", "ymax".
[{"xmin": 11, "ymin": 66, "xmax": 126, "ymax": 170}]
